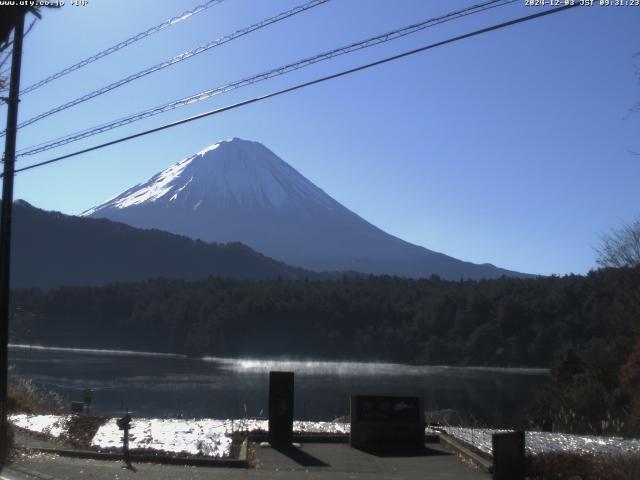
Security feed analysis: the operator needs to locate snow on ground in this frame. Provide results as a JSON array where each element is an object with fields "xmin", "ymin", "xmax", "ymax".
[
  {"xmin": 230, "ymin": 418, "xmax": 350, "ymax": 434},
  {"xmin": 10, "ymin": 414, "xmax": 351, "ymax": 458},
  {"xmin": 17, "ymin": 414, "xmax": 634, "ymax": 459},
  {"xmin": 9, "ymin": 413, "xmax": 433, "ymax": 458},
  {"xmin": 91, "ymin": 418, "xmax": 353, "ymax": 458},
  {"xmin": 9, "ymin": 414, "xmax": 71, "ymax": 438},
  {"xmin": 293, "ymin": 420, "xmax": 350, "ymax": 434},
  {"xmin": 230, "ymin": 419, "xmax": 434, "ymax": 435},
  {"xmin": 442, "ymin": 427, "xmax": 640, "ymax": 457},
  {"xmin": 91, "ymin": 418, "xmax": 232, "ymax": 458}
]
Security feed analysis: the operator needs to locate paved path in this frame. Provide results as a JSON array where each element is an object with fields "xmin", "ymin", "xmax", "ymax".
[
  {"xmin": 2, "ymin": 441, "xmax": 488, "ymax": 480},
  {"xmin": 254, "ymin": 442, "xmax": 488, "ymax": 479},
  {"xmin": 12, "ymin": 432, "xmax": 72, "ymax": 451}
]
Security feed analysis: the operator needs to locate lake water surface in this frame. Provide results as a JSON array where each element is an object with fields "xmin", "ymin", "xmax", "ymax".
[{"xmin": 9, "ymin": 345, "xmax": 548, "ymax": 426}]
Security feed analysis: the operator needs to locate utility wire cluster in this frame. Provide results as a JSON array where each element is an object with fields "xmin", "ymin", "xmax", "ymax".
[
  {"xmin": 16, "ymin": 0, "xmax": 515, "ymax": 157},
  {"xmin": 11, "ymin": 0, "xmax": 329, "ymax": 132},
  {"xmin": 6, "ymin": 2, "xmax": 578, "ymax": 179},
  {"xmin": 4, "ymin": 0, "xmax": 578, "ymax": 175},
  {"xmin": 19, "ymin": 0, "xmax": 227, "ymax": 95}
]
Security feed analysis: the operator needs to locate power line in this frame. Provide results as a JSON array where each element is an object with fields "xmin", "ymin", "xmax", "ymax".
[
  {"xmin": 19, "ymin": 0, "xmax": 227, "ymax": 96},
  {"xmin": 16, "ymin": 0, "xmax": 516, "ymax": 157},
  {"xmin": 10, "ymin": 0, "xmax": 330, "ymax": 134},
  {"xmin": 14, "ymin": 0, "xmax": 512, "ymax": 153},
  {"xmin": 8, "ymin": 3, "xmax": 579, "ymax": 177}
]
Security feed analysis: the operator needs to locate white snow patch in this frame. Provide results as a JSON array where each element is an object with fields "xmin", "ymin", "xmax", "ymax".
[
  {"xmin": 442, "ymin": 427, "xmax": 640, "ymax": 457},
  {"xmin": 83, "ymin": 137, "xmax": 339, "ymax": 219},
  {"xmin": 92, "ymin": 418, "xmax": 232, "ymax": 458},
  {"xmin": 169, "ymin": 176, "xmax": 193, "ymax": 202},
  {"xmin": 112, "ymin": 157, "xmax": 194, "ymax": 209},
  {"xmin": 229, "ymin": 419, "xmax": 350, "ymax": 435},
  {"xmin": 91, "ymin": 418, "xmax": 351, "ymax": 457},
  {"xmin": 196, "ymin": 141, "xmax": 222, "ymax": 157},
  {"xmin": 84, "ymin": 156, "xmax": 195, "ymax": 214},
  {"xmin": 10, "ymin": 413, "xmax": 351, "ymax": 458},
  {"xmin": 293, "ymin": 420, "xmax": 350, "ymax": 434},
  {"xmin": 10, "ymin": 414, "xmax": 71, "ymax": 438}
]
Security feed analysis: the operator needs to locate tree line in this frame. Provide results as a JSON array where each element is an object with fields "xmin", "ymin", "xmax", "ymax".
[
  {"xmin": 8, "ymin": 264, "xmax": 640, "ymax": 434},
  {"xmin": 9, "ymin": 266, "xmax": 638, "ymax": 367}
]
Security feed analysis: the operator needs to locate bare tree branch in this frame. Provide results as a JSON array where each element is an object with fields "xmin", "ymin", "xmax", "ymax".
[
  {"xmin": 0, "ymin": 16, "xmax": 38, "ymax": 95},
  {"xmin": 0, "ymin": 5, "xmax": 51, "ymax": 50},
  {"xmin": 23, "ymin": 18, "xmax": 36, "ymax": 39},
  {"xmin": 597, "ymin": 220, "xmax": 640, "ymax": 268},
  {"xmin": 0, "ymin": 51, "xmax": 11, "ymax": 71},
  {"xmin": 0, "ymin": 40, "xmax": 12, "ymax": 54}
]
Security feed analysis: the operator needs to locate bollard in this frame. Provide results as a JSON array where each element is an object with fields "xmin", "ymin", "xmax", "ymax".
[
  {"xmin": 492, "ymin": 430, "xmax": 525, "ymax": 480},
  {"xmin": 268, "ymin": 371, "xmax": 294, "ymax": 447}
]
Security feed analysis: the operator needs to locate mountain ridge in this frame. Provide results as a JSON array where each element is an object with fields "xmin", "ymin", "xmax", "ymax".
[
  {"xmin": 84, "ymin": 137, "xmax": 532, "ymax": 280},
  {"xmin": 9, "ymin": 200, "xmax": 318, "ymax": 289}
]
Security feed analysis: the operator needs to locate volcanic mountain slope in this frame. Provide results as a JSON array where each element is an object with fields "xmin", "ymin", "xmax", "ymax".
[
  {"xmin": 84, "ymin": 137, "xmax": 530, "ymax": 280},
  {"xmin": 10, "ymin": 200, "xmax": 311, "ymax": 288}
]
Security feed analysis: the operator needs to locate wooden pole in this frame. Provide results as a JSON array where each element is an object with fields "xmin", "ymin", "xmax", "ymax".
[{"xmin": 0, "ymin": 12, "xmax": 25, "ymax": 461}]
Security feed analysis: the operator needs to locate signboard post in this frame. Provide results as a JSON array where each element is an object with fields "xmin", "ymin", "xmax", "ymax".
[
  {"xmin": 350, "ymin": 395, "xmax": 424, "ymax": 450},
  {"xmin": 268, "ymin": 371, "xmax": 294, "ymax": 447},
  {"xmin": 83, "ymin": 388, "xmax": 92, "ymax": 414},
  {"xmin": 71, "ymin": 401, "xmax": 84, "ymax": 414},
  {"xmin": 117, "ymin": 414, "xmax": 132, "ymax": 463}
]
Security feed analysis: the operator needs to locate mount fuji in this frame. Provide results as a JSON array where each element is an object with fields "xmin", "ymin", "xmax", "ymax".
[{"xmin": 83, "ymin": 138, "xmax": 528, "ymax": 280}]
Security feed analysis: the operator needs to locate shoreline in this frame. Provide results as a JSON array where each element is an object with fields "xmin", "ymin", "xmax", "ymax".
[{"xmin": 9, "ymin": 343, "xmax": 550, "ymax": 373}]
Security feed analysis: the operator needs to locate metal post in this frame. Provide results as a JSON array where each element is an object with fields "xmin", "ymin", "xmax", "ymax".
[
  {"xmin": 123, "ymin": 424, "xmax": 130, "ymax": 462},
  {"xmin": 0, "ymin": 12, "xmax": 25, "ymax": 461},
  {"xmin": 117, "ymin": 414, "xmax": 132, "ymax": 465}
]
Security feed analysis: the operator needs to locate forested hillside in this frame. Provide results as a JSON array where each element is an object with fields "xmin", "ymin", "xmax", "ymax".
[
  {"xmin": 9, "ymin": 200, "xmax": 313, "ymax": 288},
  {"xmin": 10, "ymin": 266, "xmax": 639, "ymax": 368}
]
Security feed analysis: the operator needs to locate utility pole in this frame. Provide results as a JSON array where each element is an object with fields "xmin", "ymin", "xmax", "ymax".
[{"xmin": 0, "ymin": 12, "xmax": 25, "ymax": 461}]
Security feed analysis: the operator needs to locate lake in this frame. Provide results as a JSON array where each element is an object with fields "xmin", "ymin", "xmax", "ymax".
[{"xmin": 8, "ymin": 344, "xmax": 548, "ymax": 426}]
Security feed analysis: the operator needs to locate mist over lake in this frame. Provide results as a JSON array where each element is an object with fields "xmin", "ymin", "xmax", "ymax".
[{"xmin": 9, "ymin": 345, "xmax": 547, "ymax": 426}]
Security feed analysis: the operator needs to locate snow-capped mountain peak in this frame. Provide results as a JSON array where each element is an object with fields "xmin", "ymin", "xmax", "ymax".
[
  {"xmin": 83, "ymin": 137, "xmax": 336, "ymax": 216},
  {"xmin": 83, "ymin": 138, "xmax": 527, "ymax": 280}
]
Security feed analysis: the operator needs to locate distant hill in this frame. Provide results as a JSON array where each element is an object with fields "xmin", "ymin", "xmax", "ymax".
[
  {"xmin": 84, "ymin": 137, "xmax": 532, "ymax": 280},
  {"xmin": 9, "ymin": 200, "xmax": 312, "ymax": 288}
]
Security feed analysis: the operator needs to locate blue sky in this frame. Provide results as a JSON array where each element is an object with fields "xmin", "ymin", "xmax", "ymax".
[{"xmin": 3, "ymin": 0, "xmax": 639, "ymax": 276}]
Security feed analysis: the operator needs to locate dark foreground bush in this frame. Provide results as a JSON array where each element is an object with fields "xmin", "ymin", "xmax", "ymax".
[
  {"xmin": 63, "ymin": 415, "xmax": 107, "ymax": 448},
  {"xmin": 527, "ymin": 452, "xmax": 640, "ymax": 480},
  {"xmin": 7, "ymin": 377, "xmax": 64, "ymax": 414}
]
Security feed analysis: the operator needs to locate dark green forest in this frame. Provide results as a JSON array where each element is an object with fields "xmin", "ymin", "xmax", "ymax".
[
  {"xmin": 8, "ymin": 266, "xmax": 637, "ymax": 365},
  {"xmin": 9, "ymin": 265, "xmax": 640, "ymax": 434},
  {"xmin": 9, "ymin": 201, "xmax": 315, "ymax": 288}
]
